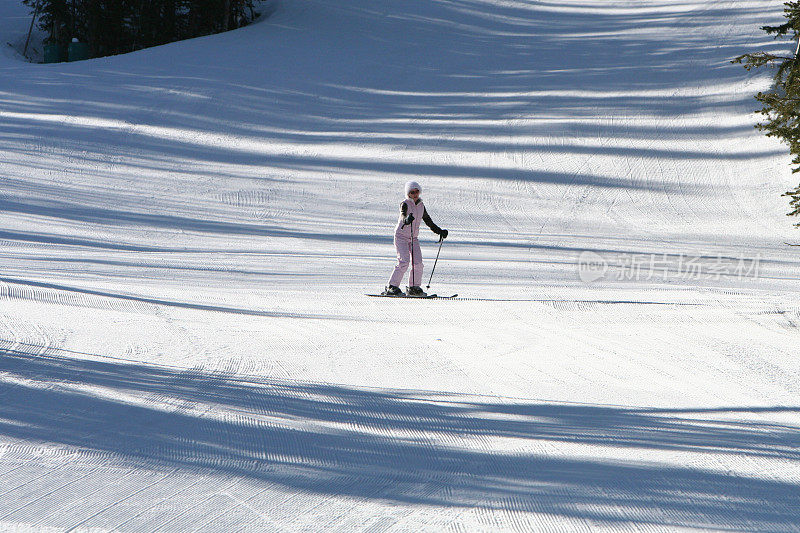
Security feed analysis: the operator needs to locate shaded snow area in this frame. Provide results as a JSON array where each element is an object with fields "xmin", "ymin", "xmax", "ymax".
[{"xmin": 2, "ymin": 0, "xmax": 800, "ymax": 530}]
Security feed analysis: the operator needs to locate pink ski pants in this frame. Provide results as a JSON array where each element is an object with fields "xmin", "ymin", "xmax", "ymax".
[{"xmin": 389, "ymin": 234, "xmax": 423, "ymax": 287}]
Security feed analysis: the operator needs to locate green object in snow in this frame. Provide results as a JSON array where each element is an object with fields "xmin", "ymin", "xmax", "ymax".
[
  {"xmin": 68, "ymin": 41, "xmax": 90, "ymax": 62},
  {"xmin": 43, "ymin": 43, "xmax": 64, "ymax": 63}
]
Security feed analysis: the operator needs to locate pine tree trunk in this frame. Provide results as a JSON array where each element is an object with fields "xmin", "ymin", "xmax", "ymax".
[{"xmin": 223, "ymin": 0, "xmax": 231, "ymax": 31}]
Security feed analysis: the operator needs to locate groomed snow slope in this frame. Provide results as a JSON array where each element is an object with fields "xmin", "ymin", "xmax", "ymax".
[{"xmin": 2, "ymin": 0, "xmax": 800, "ymax": 530}]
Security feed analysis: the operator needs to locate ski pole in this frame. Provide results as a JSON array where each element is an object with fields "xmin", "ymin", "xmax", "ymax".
[
  {"xmin": 408, "ymin": 231, "xmax": 414, "ymax": 292},
  {"xmin": 426, "ymin": 235, "xmax": 444, "ymax": 289},
  {"xmin": 409, "ymin": 236, "xmax": 414, "ymax": 289}
]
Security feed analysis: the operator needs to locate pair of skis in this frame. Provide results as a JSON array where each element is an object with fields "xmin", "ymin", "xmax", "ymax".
[{"xmin": 366, "ymin": 293, "xmax": 458, "ymax": 299}]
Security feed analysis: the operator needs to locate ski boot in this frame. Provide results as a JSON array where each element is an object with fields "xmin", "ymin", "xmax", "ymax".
[
  {"xmin": 406, "ymin": 286, "xmax": 427, "ymax": 297},
  {"xmin": 382, "ymin": 285, "xmax": 403, "ymax": 296}
]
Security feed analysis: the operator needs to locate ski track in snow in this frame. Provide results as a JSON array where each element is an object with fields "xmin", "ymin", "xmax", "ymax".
[{"xmin": 2, "ymin": 0, "xmax": 800, "ymax": 530}]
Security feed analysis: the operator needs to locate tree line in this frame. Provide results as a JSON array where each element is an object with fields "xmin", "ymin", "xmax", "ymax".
[
  {"xmin": 734, "ymin": 1, "xmax": 800, "ymax": 224},
  {"xmin": 24, "ymin": 0, "xmax": 262, "ymax": 59}
]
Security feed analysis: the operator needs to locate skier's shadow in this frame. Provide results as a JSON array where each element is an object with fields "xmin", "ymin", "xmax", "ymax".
[{"xmin": 429, "ymin": 297, "xmax": 702, "ymax": 305}]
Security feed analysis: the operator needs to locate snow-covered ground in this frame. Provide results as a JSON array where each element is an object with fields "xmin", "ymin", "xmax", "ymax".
[{"xmin": 2, "ymin": 0, "xmax": 800, "ymax": 530}]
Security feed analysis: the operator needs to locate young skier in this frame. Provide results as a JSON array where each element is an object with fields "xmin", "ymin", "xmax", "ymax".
[{"xmin": 383, "ymin": 181, "xmax": 448, "ymax": 297}]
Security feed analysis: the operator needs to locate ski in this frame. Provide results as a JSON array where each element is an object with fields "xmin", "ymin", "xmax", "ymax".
[{"xmin": 366, "ymin": 293, "xmax": 458, "ymax": 299}]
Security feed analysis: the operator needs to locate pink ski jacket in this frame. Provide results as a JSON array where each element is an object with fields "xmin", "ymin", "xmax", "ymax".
[{"xmin": 395, "ymin": 198, "xmax": 442, "ymax": 239}]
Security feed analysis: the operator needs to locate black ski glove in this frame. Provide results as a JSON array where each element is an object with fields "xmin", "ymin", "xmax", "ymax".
[
  {"xmin": 439, "ymin": 229, "xmax": 449, "ymax": 239},
  {"xmin": 403, "ymin": 213, "xmax": 415, "ymax": 226}
]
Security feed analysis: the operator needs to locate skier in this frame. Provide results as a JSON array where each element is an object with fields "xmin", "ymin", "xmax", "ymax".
[{"xmin": 383, "ymin": 181, "xmax": 448, "ymax": 297}]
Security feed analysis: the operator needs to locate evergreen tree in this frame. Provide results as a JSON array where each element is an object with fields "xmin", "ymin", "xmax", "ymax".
[
  {"xmin": 22, "ymin": 0, "xmax": 261, "ymax": 59},
  {"xmin": 733, "ymin": 1, "xmax": 800, "ymax": 224}
]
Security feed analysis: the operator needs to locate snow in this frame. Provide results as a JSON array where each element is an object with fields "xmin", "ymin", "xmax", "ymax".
[{"xmin": 1, "ymin": 0, "xmax": 800, "ymax": 530}]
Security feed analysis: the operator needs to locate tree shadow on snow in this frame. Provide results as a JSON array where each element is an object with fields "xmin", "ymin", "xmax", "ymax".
[
  {"xmin": 0, "ymin": 0, "xmax": 788, "ymax": 291},
  {"xmin": 0, "ymin": 0, "xmax": 784, "ymax": 215},
  {"xmin": 0, "ymin": 348, "xmax": 798, "ymax": 530}
]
